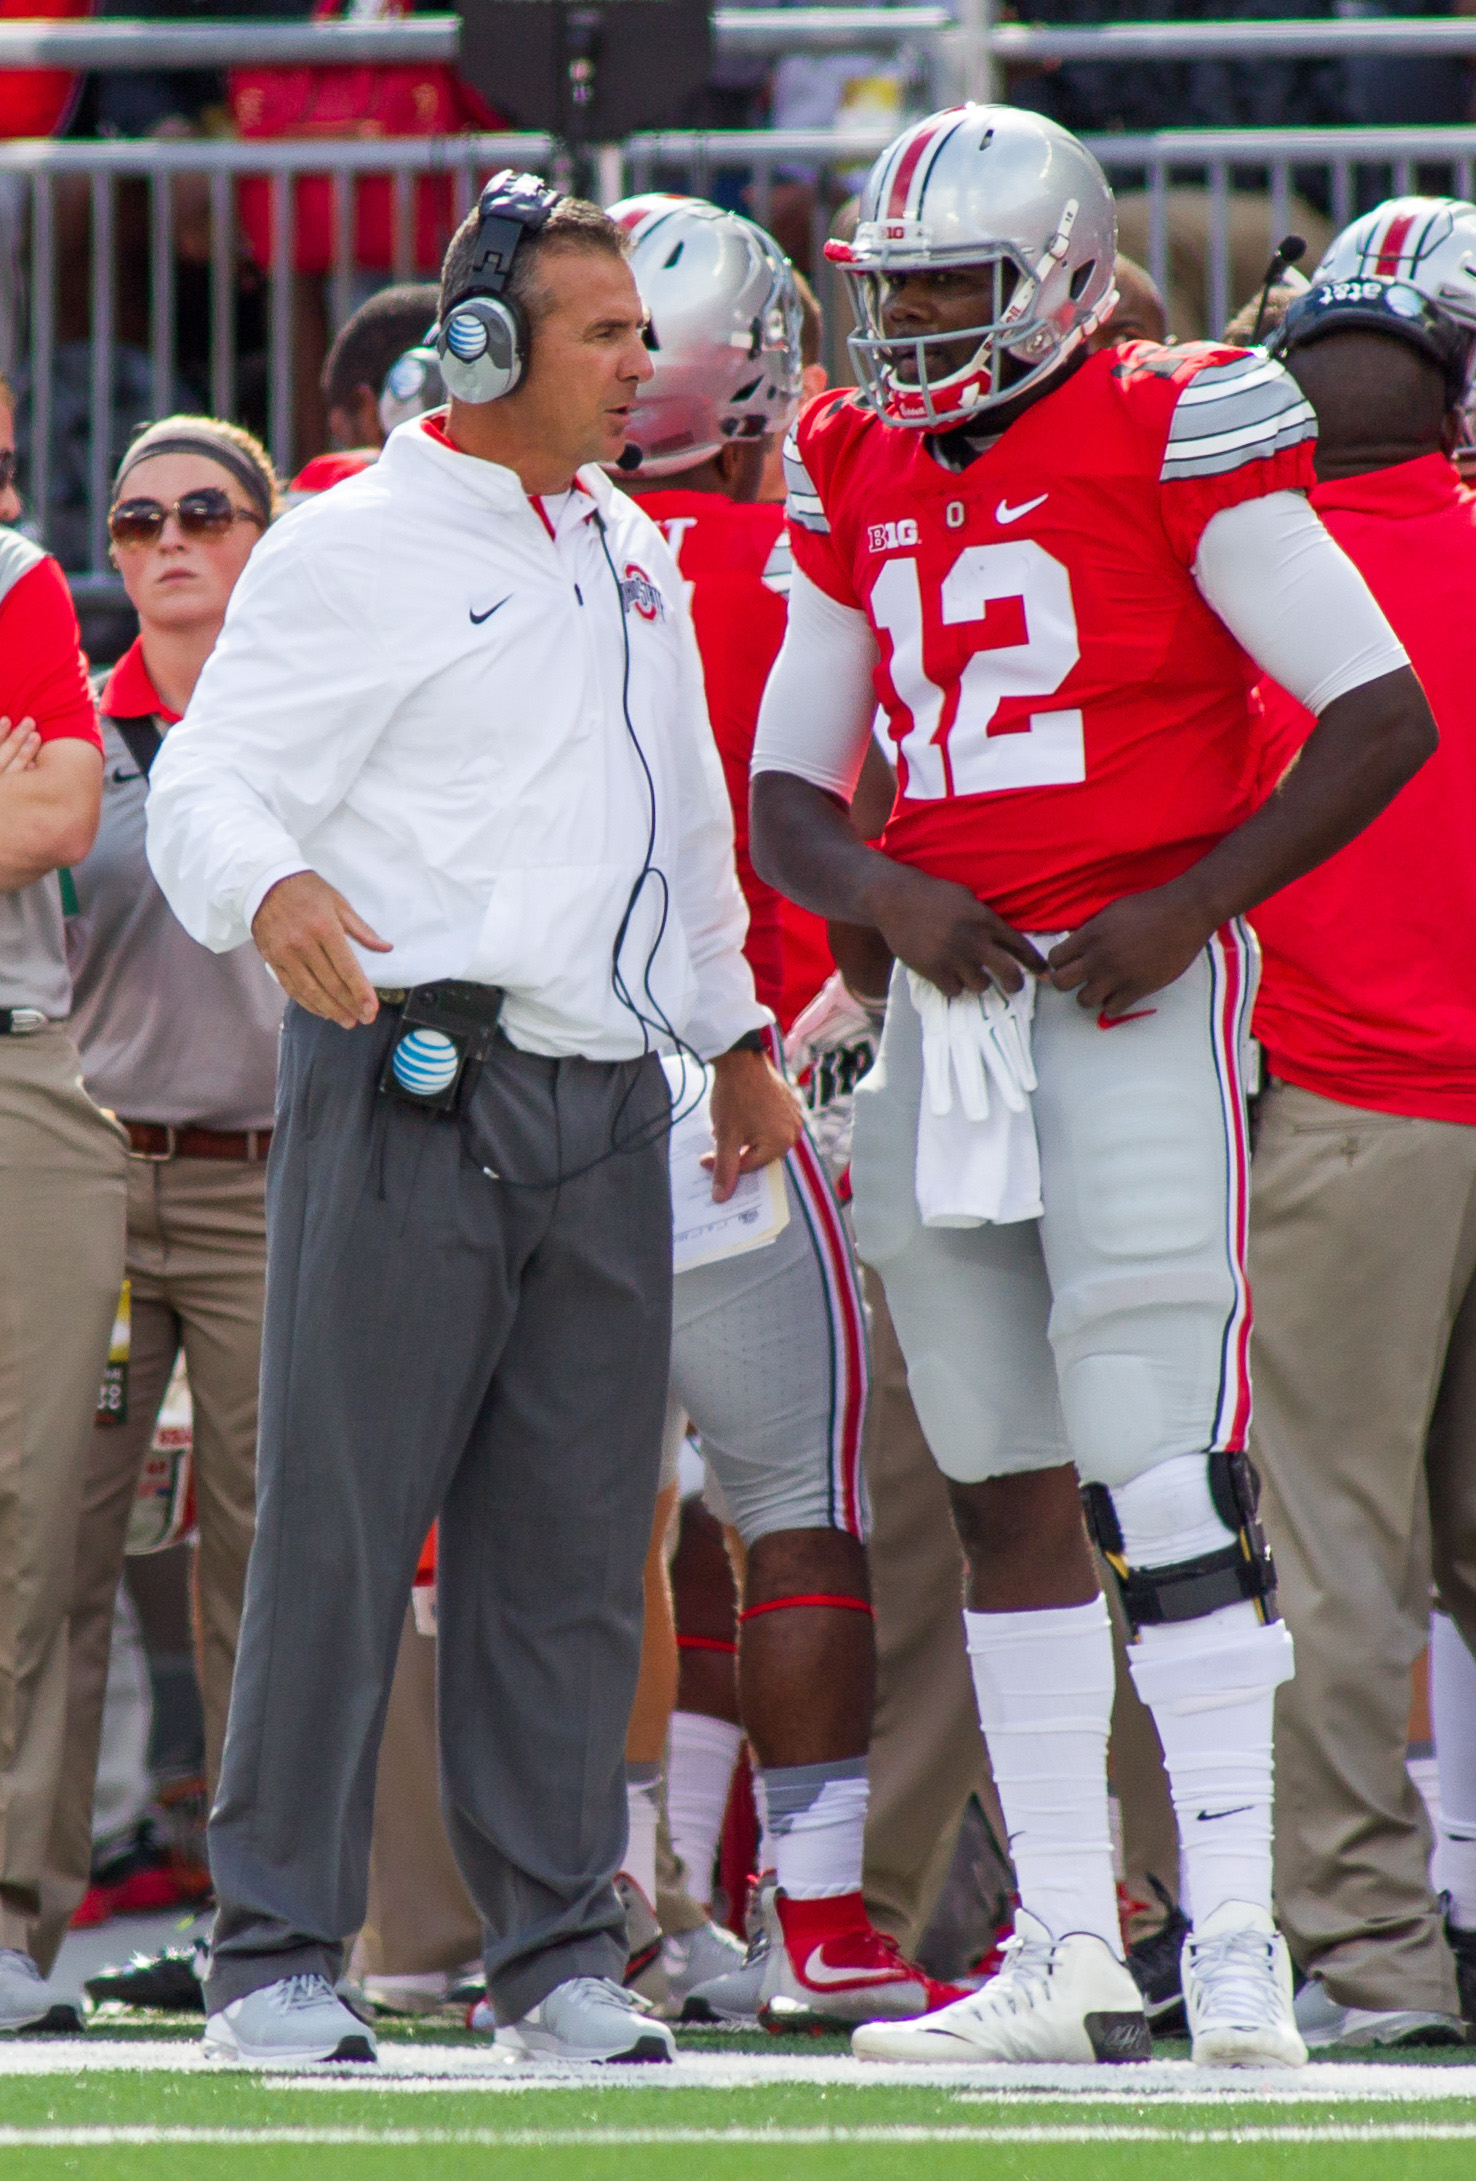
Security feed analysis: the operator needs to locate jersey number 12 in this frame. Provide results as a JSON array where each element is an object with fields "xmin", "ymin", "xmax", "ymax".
[{"xmin": 870, "ymin": 541, "xmax": 1083, "ymax": 800}]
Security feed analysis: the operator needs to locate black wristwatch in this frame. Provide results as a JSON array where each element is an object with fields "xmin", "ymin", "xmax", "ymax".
[{"xmin": 727, "ymin": 1028, "xmax": 769, "ymax": 1055}]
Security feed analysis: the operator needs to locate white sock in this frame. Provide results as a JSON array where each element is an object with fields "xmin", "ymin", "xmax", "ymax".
[
  {"xmin": 624, "ymin": 1764, "xmax": 661, "ymax": 1907},
  {"xmin": 752, "ymin": 1765, "xmax": 772, "ymax": 1879},
  {"xmin": 1128, "ymin": 1600, "xmax": 1294, "ymax": 1926},
  {"xmin": 762, "ymin": 1759, "xmax": 869, "ymax": 1899},
  {"xmin": 666, "ymin": 1711, "xmax": 743, "ymax": 1910},
  {"xmin": 964, "ymin": 1597, "xmax": 1122, "ymax": 1954},
  {"xmin": 1431, "ymin": 1611, "xmax": 1476, "ymax": 1929}
]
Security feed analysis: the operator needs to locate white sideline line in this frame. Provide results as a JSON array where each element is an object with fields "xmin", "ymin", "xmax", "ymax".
[
  {"xmin": 1, "ymin": 2045, "xmax": 1474, "ymax": 2098},
  {"xmin": 6, "ymin": 2124, "xmax": 1476, "ymax": 2147}
]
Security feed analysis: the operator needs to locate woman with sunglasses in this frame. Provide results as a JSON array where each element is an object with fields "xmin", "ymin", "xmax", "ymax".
[{"xmin": 43, "ymin": 418, "xmax": 283, "ymax": 1982}]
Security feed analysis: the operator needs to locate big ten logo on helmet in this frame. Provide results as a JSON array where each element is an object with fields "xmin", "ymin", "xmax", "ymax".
[
  {"xmin": 867, "ymin": 519, "xmax": 920, "ymax": 554},
  {"xmin": 620, "ymin": 563, "xmax": 665, "ymax": 621}
]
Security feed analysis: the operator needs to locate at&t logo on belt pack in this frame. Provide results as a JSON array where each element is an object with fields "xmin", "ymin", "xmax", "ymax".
[{"xmin": 378, "ymin": 981, "xmax": 506, "ymax": 1117}]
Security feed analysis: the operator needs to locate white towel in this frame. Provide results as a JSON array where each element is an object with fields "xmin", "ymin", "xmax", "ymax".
[{"xmin": 907, "ymin": 969, "xmax": 1046, "ymax": 1228}]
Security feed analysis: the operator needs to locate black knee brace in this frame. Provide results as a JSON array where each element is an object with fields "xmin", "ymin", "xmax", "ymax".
[{"xmin": 1081, "ymin": 1451, "xmax": 1279, "ymax": 1636}]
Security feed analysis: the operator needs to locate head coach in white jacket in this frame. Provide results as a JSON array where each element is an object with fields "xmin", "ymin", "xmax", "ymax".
[{"xmin": 145, "ymin": 172, "xmax": 800, "ymax": 2069}]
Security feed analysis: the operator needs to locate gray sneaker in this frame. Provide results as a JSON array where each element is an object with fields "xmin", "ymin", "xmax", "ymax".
[
  {"xmin": 683, "ymin": 1879, "xmax": 776, "ymax": 2024},
  {"xmin": 658, "ymin": 1920, "xmax": 746, "ymax": 2017},
  {"xmin": 0, "ymin": 1950, "xmax": 80, "ymax": 2035},
  {"xmin": 494, "ymin": 1975, "xmax": 675, "ymax": 2062},
  {"xmin": 1293, "ymin": 1976, "xmax": 1467, "ymax": 2050},
  {"xmin": 202, "ymin": 1973, "xmax": 378, "ymax": 2067}
]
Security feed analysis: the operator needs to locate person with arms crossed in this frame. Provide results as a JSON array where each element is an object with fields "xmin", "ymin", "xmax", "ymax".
[
  {"xmin": 1245, "ymin": 201, "xmax": 1476, "ymax": 2048},
  {"xmin": 750, "ymin": 103, "xmax": 1436, "ymax": 2069},
  {"xmin": 41, "ymin": 418, "xmax": 283, "ymax": 2013},
  {"xmin": 0, "ymin": 376, "xmax": 127, "ymax": 2030},
  {"xmin": 145, "ymin": 171, "xmax": 797, "ymax": 2070}
]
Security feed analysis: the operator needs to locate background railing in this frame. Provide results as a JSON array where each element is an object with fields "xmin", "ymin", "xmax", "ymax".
[
  {"xmin": 17, "ymin": 119, "xmax": 1476, "ymax": 591},
  {"xmin": 7, "ymin": 12, "xmax": 1476, "ymax": 599}
]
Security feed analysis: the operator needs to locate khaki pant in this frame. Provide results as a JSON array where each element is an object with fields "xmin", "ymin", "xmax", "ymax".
[
  {"xmin": 0, "ymin": 1027, "xmax": 125, "ymax": 1957},
  {"xmin": 859, "ymin": 1270, "xmax": 1179, "ymax": 1948},
  {"xmin": 358, "ymin": 1611, "xmax": 481, "ymax": 1980},
  {"xmin": 32, "ymin": 1153, "xmax": 262, "ymax": 1971},
  {"xmin": 1250, "ymin": 1080, "xmax": 1476, "ymax": 2015}
]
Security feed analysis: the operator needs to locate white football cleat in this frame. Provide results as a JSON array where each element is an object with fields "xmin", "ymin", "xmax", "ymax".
[
  {"xmin": 853, "ymin": 1909, "xmax": 1151, "ymax": 2064},
  {"xmin": 1182, "ymin": 1902, "xmax": 1307, "ymax": 2069}
]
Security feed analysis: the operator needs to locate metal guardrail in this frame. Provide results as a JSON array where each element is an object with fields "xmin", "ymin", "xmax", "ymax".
[
  {"xmin": 11, "ymin": 11, "xmax": 1476, "ymax": 69},
  {"xmin": 0, "ymin": 14, "xmax": 461, "ymax": 67},
  {"xmin": 0, "ymin": 8, "xmax": 952, "ymax": 65},
  {"xmin": 991, "ymin": 16, "xmax": 1476, "ymax": 61},
  {"xmin": 12, "ymin": 119, "xmax": 1476, "ymax": 586}
]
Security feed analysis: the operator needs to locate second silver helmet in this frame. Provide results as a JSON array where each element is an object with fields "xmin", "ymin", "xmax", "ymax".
[{"xmin": 610, "ymin": 194, "xmax": 804, "ymax": 476}]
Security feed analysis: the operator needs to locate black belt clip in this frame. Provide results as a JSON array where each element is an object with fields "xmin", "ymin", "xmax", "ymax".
[{"xmin": 378, "ymin": 980, "xmax": 505, "ymax": 1117}]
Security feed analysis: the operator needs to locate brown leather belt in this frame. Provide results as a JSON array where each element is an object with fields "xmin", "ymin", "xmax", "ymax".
[{"xmin": 124, "ymin": 1121, "xmax": 272, "ymax": 1163}]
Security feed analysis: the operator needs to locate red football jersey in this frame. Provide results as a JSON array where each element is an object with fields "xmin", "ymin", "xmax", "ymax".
[
  {"xmin": 638, "ymin": 488, "xmax": 792, "ymax": 1012},
  {"xmin": 1249, "ymin": 454, "xmax": 1476, "ymax": 1123},
  {"xmin": 785, "ymin": 342, "xmax": 1317, "ymax": 931}
]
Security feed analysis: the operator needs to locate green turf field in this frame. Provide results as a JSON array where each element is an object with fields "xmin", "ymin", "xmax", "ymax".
[{"xmin": 3, "ymin": 2025, "xmax": 1475, "ymax": 2179}]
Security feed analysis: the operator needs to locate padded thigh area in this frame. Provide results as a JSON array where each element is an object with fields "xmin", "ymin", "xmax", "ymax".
[{"xmin": 848, "ymin": 934, "xmax": 1257, "ymax": 1490}]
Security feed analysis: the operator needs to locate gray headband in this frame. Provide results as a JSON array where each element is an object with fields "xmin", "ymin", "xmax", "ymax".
[{"xmin": 113, "ymin": 432, "xmax": 273, "ymax": 519}]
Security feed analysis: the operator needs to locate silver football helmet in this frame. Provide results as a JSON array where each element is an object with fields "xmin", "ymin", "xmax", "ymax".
[
  {"xmin": 826, "ymin": 103, "xmax": 1118, "ymax": 429},
  {"xmin": 1315, "ymin": 198, "xmax": 1476, "ymax": 332},
  {"xmin": 609, "ymin": 193, "xmax": 803, "ymax": 476},
  {"xmin": 378, "ymin": 338, "xmax": 445, "ymax": 436}
]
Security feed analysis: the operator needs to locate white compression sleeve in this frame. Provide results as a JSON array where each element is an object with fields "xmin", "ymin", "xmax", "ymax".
[
  {"xmin": 752, "ymin": 566, "xmax": 880, "ymax": 801},
  {"xmin": 1192, "ymin": 490, "xmax": 1410, "ymax": 715}
]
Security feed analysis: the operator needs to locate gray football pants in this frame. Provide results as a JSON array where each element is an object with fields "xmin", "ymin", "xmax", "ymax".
[
  {"xmin": 850, "ymin": 927, "xmax": 1258, "ymax": 1489},
  {"xmin": 204, "ymin": 1003, "xmax": 672, "ymax": 2023}
]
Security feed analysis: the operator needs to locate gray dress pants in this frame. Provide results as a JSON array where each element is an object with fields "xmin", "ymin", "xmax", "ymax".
[{"xmin": 204, "ymin": 1002, "xmax": 672, "ymax": 2023}]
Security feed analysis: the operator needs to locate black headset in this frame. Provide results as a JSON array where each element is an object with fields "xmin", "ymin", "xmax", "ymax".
[
  {"xmin": 1269, "ymin": 276, "xmax": 1476, "ymax": 409},
  {"xmin": 436, "ymin": 169, "xmax": 562, "ymax": 405}
]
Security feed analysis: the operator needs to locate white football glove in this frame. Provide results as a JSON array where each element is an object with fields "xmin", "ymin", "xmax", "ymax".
[{"xmin": 907, "ymin": 972, "xmax": 1037, "ymax": 1122}]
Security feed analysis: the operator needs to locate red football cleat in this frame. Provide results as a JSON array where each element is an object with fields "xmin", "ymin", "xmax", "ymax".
[{"xmin": 758, "ymin": 1889, "xmax": 966, "ymax": 2030}]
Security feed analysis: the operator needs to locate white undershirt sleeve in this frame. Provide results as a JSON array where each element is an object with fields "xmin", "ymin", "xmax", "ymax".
[
  {"xmin": 1192, "ymin": 490, "xmax": 1410, "ymax": 715},
  {"xmin": 752, "ymin": 565, "xmax": 880, "ymax": 801}
]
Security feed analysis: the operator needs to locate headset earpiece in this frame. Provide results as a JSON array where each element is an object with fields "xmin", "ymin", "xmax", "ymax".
[
  {"xmin": 436, "ymin": 167, "xmax": 561, "ymax": 407},
  {"xmin": 439, "ymin": 295, "xmax": 529, "ymax": 404}
]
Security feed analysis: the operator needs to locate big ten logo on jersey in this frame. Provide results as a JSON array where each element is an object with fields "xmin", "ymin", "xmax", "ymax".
[
  {"xmin": 870, "ymin": 535, "xmax": 1084, "ymax": 801},
  {"xmin": 867, "ymin": 518, "xmax": 919, "ymax": 553},
  {"xmin": 620, "ymin": 562, "xmax": 665, "ymax": 621}
]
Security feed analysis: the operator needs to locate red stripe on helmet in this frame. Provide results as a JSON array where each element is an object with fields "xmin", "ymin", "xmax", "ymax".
[
  {"xmin": 886, "ymin": 114, "xmax": 949, "ymax": 223},
  {"xmin": 1374, "ymin": 210, "xmax": 1416, "ymax": 276}
]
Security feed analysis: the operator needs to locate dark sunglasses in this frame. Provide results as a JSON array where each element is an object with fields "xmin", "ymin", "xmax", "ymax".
[
  {"xmin": 108, "ymin": 487, "xmax": 267, "ymax": 547},
  {"xmin": 0, "ymin": 450, "xmax": 16, "ymax": 491}
]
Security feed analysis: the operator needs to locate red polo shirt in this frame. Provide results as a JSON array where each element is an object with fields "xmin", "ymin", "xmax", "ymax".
[
  {"xmin": 0, "ymin": 555, "xmax": 100, "ymax": 751},
  {"xmin": 1249, "ymin": 453, "xmax": 1476, "ymax": 1123}
]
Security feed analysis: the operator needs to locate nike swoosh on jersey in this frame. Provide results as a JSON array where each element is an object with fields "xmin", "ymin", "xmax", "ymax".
[
  {"xmin": 1097, "ymin": 1009, "xmax": 1158, "ymax": 1029},
  {"xmin": 995, "ymin": 493, "xmax": 1049, "ymax": 525},
  {"xmin": 469, "ymin": 596, "xmax": 512, "ymax": 625},
  {"xmin": 1196, "ymin": 1805, "xmax": 1253, "ymax": 1822},
  {"xmin": 802, "ymin": 1946, "xmax": 909, "ymax": 1989}
]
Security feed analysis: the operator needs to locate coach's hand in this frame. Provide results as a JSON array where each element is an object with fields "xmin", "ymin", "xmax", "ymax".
[
  {"xmin": 1048, "ymin": 881, "xmax": 1212, "ymax": 1017},
  {"xmin": 252, "ymin": 870, "xmax": 393, "ymax": 1029},
  {"xmin": 708, "ymin": 1047, "xmax": 803, "ymax": 1203},
  {"xmin": 870, "ymin": 861, "xmax": 1047, "ymax": 998}
]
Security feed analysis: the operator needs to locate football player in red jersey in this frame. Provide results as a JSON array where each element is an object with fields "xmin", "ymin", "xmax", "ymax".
[
  {"xmin": 751, "ymin": 103, "xmax": 1437, "ymax": 2068},
  {"xmin": 606, "ymin": 194, "xmax": 964, "ymax": 2030}
]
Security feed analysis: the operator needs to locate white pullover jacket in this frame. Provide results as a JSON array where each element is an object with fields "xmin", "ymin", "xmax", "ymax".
[{"xmin": 146, "ymin": 415, "xmax": 768, "ymax": 1062}]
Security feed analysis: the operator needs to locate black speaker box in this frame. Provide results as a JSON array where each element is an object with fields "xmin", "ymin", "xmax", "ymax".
[{"xmin": 459, "ymin": 0, "xmax": 713, "ymax": 141}]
